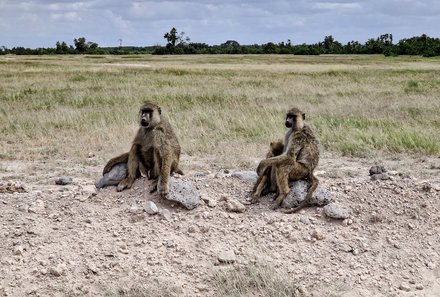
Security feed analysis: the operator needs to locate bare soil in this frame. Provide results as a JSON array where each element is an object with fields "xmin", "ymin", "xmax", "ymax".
[{"xmin": 1, "ymin": 154, "xmax": 440, "ymax": 297}]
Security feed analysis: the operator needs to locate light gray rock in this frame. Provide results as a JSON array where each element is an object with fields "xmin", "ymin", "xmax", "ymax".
[
  {"xmin": 49, "ymin": 263, "xmax": 66, "ymax": 277},
  {"xmin": 225, "ymin": 198, "xmax": 246, "ymax": 213},
  {"xmin": 28, "ymin": 199, "xmax": 46, "ymax": 214},
  {"xmin": 159, "ymin": 209, "xmax": 172, "ymax": 221},
  {"xmin": 13, "ymin": 245, "xmax": 24, "ymax": 256},
  {"xmin": 231, "ymin": 171, "xmax": 258, "ymax": 183},
  {"xmin": 323, "ymin": 203, "xmax": 350, "ymax": 219},
  {"xmin": 371, "ymin": 173, "xmax": 390, "ymax": 181},
  {"xmin": 95, "ymin": 163, "xmax": 127, "ymax": 189},
  {"xmin": 281, "ymin": 180, "xmax": 332, "ymax": 209},
  {"xmin": 161, "ymin": 178, "xmax": 201, "ymax": 210},
  {"xmin": 56, "ymin": 176, "xmax": 73, "ymax": 185},
  {"xmin": 144, "ymin": 201, "xmax": 159, "ymax": 215},
  {"xmin": 218, "ymin": 250, "xmax": 236, "ymax": 264}
]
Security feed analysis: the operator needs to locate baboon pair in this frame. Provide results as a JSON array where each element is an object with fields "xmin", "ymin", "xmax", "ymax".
[{"xmin": 103, "ymin": 102, "xmax": 319, "ymax": 213}]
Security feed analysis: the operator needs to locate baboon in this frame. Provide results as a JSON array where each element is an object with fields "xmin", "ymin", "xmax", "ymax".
[
  {"xmin": 256, "ymin": 107, "xmax": 319, "ymax": 212},
  {"xmin": 251, "ymin": 139, "xmax": 284, "ymax": 203},
  {"xmin": 103, "ymin": 101, "xmax": 183, "ymax": 198}
]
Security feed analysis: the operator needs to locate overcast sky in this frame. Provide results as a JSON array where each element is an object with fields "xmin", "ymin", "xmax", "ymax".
[{"xmin": 1, "ymin": 0, "xmax": 439, "ymax": 48}]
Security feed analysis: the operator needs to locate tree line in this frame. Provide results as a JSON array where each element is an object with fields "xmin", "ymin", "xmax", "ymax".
[{"xmin": 2, "ymin": 28, "xmax": 440, "ymax": 57}]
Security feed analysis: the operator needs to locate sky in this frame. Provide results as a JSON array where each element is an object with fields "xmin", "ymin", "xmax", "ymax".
[{"xmin": 1, "ymin": 0, "xmax": 440, "ymax": 49}]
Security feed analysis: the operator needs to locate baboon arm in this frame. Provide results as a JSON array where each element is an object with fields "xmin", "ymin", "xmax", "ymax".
[
  {"xmin": 158, "ymin": 145, "xmax": 173, "ymax": 196},
  {"xmin": 103, "ymin": 152, "xmax": 129, "ymax": 175},
  {"xmin": 257, "ymin": 155, "xmax": 293, "ymax": 176},
  {"xmin": 126, "ymin": 144, "xmax": 140, "ymax": 179}
]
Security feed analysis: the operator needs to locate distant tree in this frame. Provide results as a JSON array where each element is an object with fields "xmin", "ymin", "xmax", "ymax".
[
  {"xmin": 221, "ymin": 40, "xmax": 240, "ymax": 47},
  {"xmin": 55, "ymin": 41, "xmax": 69, "ymax": 54},
  {"xmin": 263, "ymin": 42, "xmax": 277, "ymax": 54},
  {"xmin": 74, "ymin": 37, "xmax": 88, "ymax": 52}
]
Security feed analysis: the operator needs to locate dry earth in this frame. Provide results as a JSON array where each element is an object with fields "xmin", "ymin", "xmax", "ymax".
[{"xmin": 1, "ymin": 154, "xmax": 440, "ymax": 297}]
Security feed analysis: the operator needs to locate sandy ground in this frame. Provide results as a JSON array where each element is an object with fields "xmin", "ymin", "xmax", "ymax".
[{"xmin": 1, "ymin": 154, "xmax": 439, "ymax": 297}]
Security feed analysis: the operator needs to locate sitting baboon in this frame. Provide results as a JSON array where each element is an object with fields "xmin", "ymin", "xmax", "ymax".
[
  {"xmin": 256, "ymin": 107, "xmax": 319, "ymax": 212},
  {"xmin": 103, "ymin": 101, "xmax": 183, "ymax": 198},
  {"xmin": 251, "ymin": 139, "xmax": 284, "ymax": 203}
]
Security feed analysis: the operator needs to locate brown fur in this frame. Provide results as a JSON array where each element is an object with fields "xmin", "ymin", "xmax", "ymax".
[
  {"xmin": 103, "ymin": 101, "xmax": 183, "ymax": 198},
  {"xmin": 251, "ymin": 139, "xmax": 284, "ymax": 203},
  {"xmin": 256, "ymin": 107, "xmax": 320, "ymax": 211}
]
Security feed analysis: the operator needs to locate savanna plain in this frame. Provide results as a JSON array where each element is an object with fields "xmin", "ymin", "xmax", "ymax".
[{"xmin": 1, "ymin": 54, "xmax": 440, "ymax": 297}]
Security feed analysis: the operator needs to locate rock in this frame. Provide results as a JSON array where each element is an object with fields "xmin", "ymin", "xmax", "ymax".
[
  {"xmin": 160, "ymin": 178, "xmax": 201, "ymax": 210},
  {"xmin": 28, "ymin": 199, "xmax": 46, "ymax": 214},
  {"xmin": 231, "ymin": 171, "xmax": 258, "ymax": 183},
  {"xmin": 49, "ymin": 263, "xmax": 66, "ymax": 277},
  {"xmin": 0, "ymin": 183, "xmax": 26, "ymax": 193},
  {"xmin": 323, "ymin": 203, "xmax": 350, "ymax": 219},
  {"xmin": 95, "ymin": 163, "xmax": 127, "ymax": 189},
  {"xmin": 13, "ymin": 245, "xmax": 24, "ymax": 256},
  {"xmin": 218, "ymin": 250, "xmax": 236, "ymax": 264},
  {"xmin": 369, "ymin": 164, "xmax": 387, "ymax": 176},
  {"xmin": 300, "ymin": 216, "xmax": 310, "ymax": 225},
  {"xmin": 415, "ymin": 284, "xmax": 424, "ymax": 290},
  {"xmin": 311, "ymin": 229, "xmax": 325, "ymax": 240},
  {"xmin": 55, "ymin": 176, "xmax": 73, "ymax": 185},
  {"xmin": 144, "ymin": 201, "xmax": 159, "ymax": 215},
  {"xmin": 225, "ymin": 198, "xmax": 246, "ymax": 213},
  {"xmin": 371, "ymin": 173, "xmax": 390, "ymax": 181},
  {"xmin": 399, "ymin": 283, "xmax": 411, "ymax": 292},
  {"xmin": 281, "ymin": 180, "xmax": 332, "ymax": 209},
  {"xmin": 159, "ymin": 209, "xmax": 172, "ymax": 221}
]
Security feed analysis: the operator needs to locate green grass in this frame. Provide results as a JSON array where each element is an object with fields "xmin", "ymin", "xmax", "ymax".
[{"xmin": 0, "ymin": 54, "xmax": 439, "ymax": 165}]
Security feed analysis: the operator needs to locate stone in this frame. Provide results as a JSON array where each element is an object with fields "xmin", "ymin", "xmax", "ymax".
[
  {"xmin": 159, "ymin": 209, "xmax": 172, "ymax": 221},
  {"xmin": 311, "ymin": 229, "xmax": 325, "ymax": 240},
  {"xmin": 300, "ymin": 216, "xmax": 310, "ymax": 225},
  {"xmin": 28, "ymin": 199, "xmax": 46, "ymax": 214},
  {"xmin": 225, "ymin": 198, "xmax": 246, "ymax": 213},
  {"xmin": 160, "ymin": 178, "xmax": 201, "ymax": 210},
  {"xmin": 399, "ymin": 283, "xmax": 411, "ymax": 292},
  {"xmin": 371, "ymin": 173, "xmax": 390, "ymax": 181},
  {"xmin": 324, "ymin": 203, "xmax": 350, "ymax": 219},
  {"xmin": 95, "ymin": 163, "xmax": 127, "ymax": 189},
  {"xmin": 231, "ymin": 171, "xmax": 258, "ymax": 183},
  {"xmin": 281, "ymin": 180, "xmax": 332, "ymax": 209},
  {"xmin": 218, "ymin": 250, "xmax": 236, "ymax": 264},
  {"xmin": 144, "ymin": 201, "xmax": 159, "ymax": 215},
  {"xmin": 369, "ymin": 164, "xmax": 387, "ymax": 176},
  {"xmin": 13, "ymin": 245, "xmax": 24, "ymax": 256},
  {"xmin": 55, "ymin": 176, "xmax": 73, "ymax": 185},
  {"xmin": 49, "ymin": 263, "xmax": 66, "ymax": 277}
]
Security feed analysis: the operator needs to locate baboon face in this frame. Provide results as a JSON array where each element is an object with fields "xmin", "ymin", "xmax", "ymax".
[
  {"xmin": 139, "ymin": 102, "xmax": 161, "ymax": 129},
  {"xmin": 285, "ymin": 108, "xmax": 305, "ymax": 131}
]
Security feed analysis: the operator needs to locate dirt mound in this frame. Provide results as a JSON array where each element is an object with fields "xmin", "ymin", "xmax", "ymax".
[{"xmin": 0, "ymin": 156, "xmax": 439, "ymax": 296}]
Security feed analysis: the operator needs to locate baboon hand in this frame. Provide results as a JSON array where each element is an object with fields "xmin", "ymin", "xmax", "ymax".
[{"xmin": 256, "ymin": 160, "xmax": 268, "ymax": 176}]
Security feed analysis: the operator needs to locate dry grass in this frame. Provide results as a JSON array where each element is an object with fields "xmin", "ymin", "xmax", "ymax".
[{"xmin": 1, "ymin": 54, "xmax": 439, "ymax": 167}]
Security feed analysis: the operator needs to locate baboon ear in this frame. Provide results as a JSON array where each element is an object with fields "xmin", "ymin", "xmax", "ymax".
[
  {"xmin": 302, "ymin": 113, "xmax": 306, "ymax": 120},
  {"xmin": 157, "ymin": 106, "xmax": 162, "ymax": 115}
]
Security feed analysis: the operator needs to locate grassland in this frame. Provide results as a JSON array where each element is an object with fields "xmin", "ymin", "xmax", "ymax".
[{"xmin": 1, "ymin": 54, "xmax": 439, "ymax": 167}]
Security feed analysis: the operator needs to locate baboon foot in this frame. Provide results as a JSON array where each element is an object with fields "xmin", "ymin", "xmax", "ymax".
[
  {"xmin": 149, "ymin": 180, "xmax": 158, "ymax": 193},
  {"xmin": 117, "ymin": 178, "xmax": 132, "ymax": 192},
  {"xmin": 160, "ymin": 191, "xmax": 169, "ymax": 200},
  {"xmin": 250, "ymin": 195, "xmax": 260, "ymax": 204}
]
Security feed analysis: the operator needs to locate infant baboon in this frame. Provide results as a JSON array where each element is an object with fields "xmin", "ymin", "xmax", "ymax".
[
  {"xmin": 251, "ymin": 139, "xmax": 284, "ymax": 203},
  {"xmin": 103, "ymin": 101, "xmax": 183, "ymax": 198},
  {"xmin": 256, "ymin": 107, "xmax": 319, "ymax": 212}
]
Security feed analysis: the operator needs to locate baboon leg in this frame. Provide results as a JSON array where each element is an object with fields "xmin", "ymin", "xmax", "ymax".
[
  {"xmin": 271, "ymin": 165, "xmax": 291, "ymax": 210},
  {"xmin": 251, "ymin": 174, "xmax": 268, "ymax": 204},
  {"xmin": 283, "ymin": 173, "xmax": 319, "ymax": 213},
  {"xmin": 139, "ymin": 162, "xmax": 148, "ymax": 177},
  {"xmin": 103, "ymin": 152, "xmax": 129, "ymax": 175},
  {"xmin": 158, "ymin": 149, "xmax": 172, "ymax": 198},
  {"xmin": 171, "ymin": 160, "xmax": 184, "ymax": 175},
  {"xmin": 117, "ymin": 149, "xmax": 139, "ymax": 192}
]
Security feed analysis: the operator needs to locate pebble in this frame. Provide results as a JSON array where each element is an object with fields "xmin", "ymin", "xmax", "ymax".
[
  {"xmin": 323, "ymin": 203, "xmax": 350, "ymax": 219},
  {"xmin": 28, "ymin": 199, "xmax": 45, "ymax": 214},
  {"xmin": 300, "ymin": 216, "xmax": 310, "ymax": 225},
  {"xmin": 225, "ymin": 198, "xmax": 246, "ymax": 213},
  {"xmin": 218, "ymin": 250, "xmax": 236, "ymax": 264},
  {"xmin": 13, "ymin": 245, "xmax": 24, "ymax": 256},
  {"xmin": 144, "ymin": 201, "xmax": 158, "ymax": 215},
  {"xmin": 55, "ymin": 176, "xmax": 73, "ymax": 185},
  {"xmin": 49, "ymin": 263, "xmax": 66, "ymax": 277},
  {"xmin": 399, "ymin": 283, "xmax": 411, "ymax": 292},
  {"xmin": 160, "ymin": 209, "xmax": 172, "ymax": 221},
  {"xmin": 311, "ymin": 229, "xmax": 324, "ymax": 240},
  {"xmin": 415, "ymin": 284, "xmax": 424, "ymax": 290}
]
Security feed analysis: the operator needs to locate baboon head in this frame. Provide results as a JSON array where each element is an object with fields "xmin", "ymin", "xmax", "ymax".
[
  {"xmin": 139, "ymin": 101, "xmax": 161, "ymax": 129},
  {"xmin": 270, "ymin": 140, "xmax": 284, "ymax": 156},
  {"xmin": 285, "ymin": 108, "xmax": 305, "ymax": 131}
]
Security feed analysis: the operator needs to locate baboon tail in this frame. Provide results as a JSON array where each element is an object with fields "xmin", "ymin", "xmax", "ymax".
[{"xmin": 103, "ymin": 152, "xmax": 129, "ymax": 175}]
